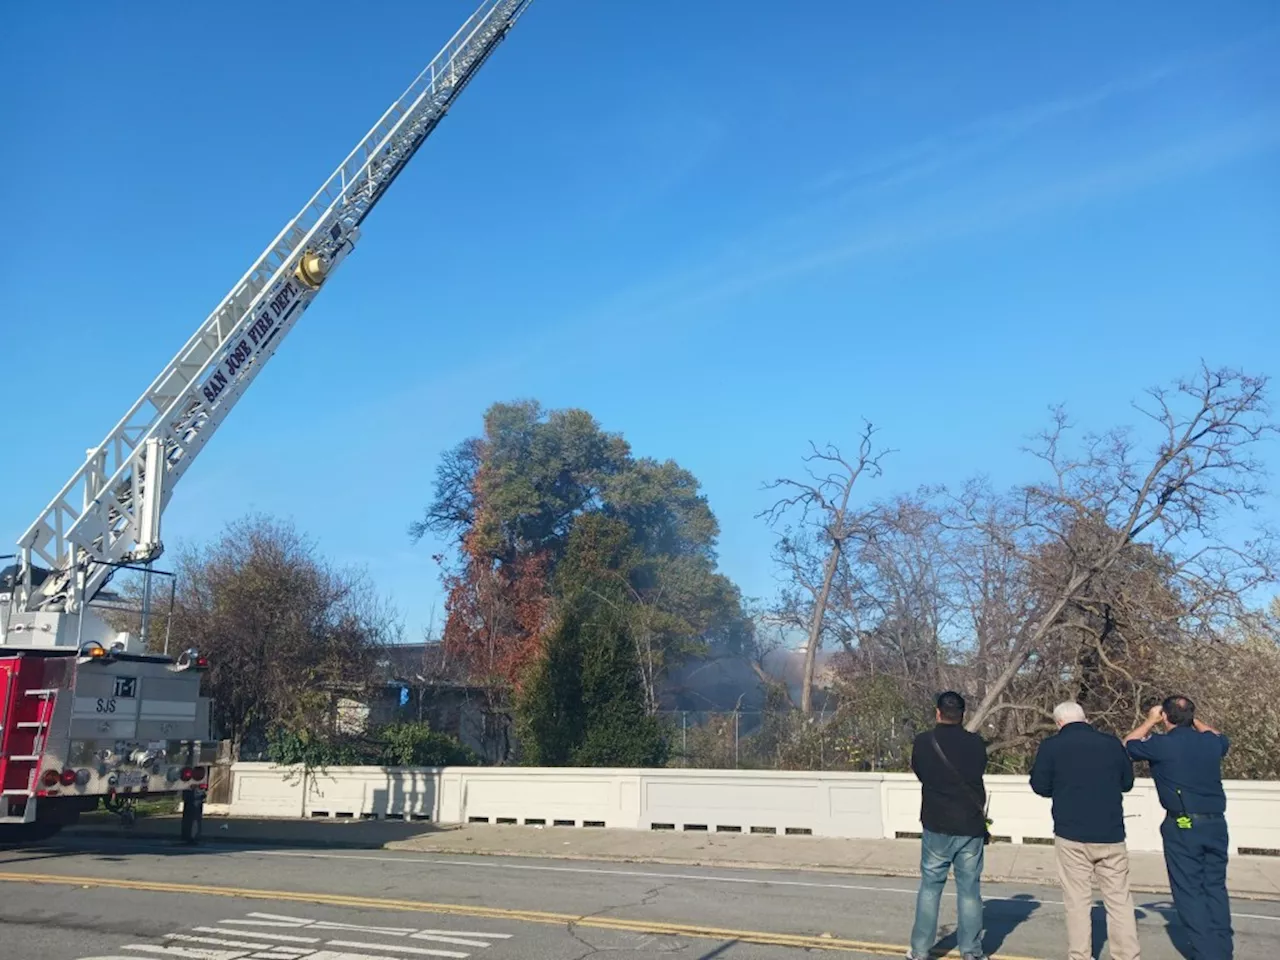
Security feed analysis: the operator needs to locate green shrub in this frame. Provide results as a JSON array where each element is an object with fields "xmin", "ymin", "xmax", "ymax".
[
  {"xmin": 265, "ymin": 722, "xmax": 478, "ymax": 768},
  {"xmin": 375, "ymin": 722, "xmax": 481, "ymax": 767}
]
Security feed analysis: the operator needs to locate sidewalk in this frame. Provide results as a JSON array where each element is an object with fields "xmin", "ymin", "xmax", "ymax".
[{"xmin": 66, "ymin": 815, "xmax": 1280, "ymax": 902}]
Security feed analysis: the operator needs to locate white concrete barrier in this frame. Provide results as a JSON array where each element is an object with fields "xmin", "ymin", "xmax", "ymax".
[
  {"xmin": 227, "ymin": 762, "xmax": 1280, "ymax": 857},
  {"xmin": 305, "ymin": 766, "xmax": 438, "ymax": 821},
  {"xmin": 229, "ymin": 763, "xmax": 306, "ymax": 818}
]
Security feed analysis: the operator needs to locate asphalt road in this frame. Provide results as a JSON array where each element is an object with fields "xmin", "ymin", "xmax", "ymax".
[{"xmin": 1, "ymin": 836, "xmax": 1277, "ymax": 959}]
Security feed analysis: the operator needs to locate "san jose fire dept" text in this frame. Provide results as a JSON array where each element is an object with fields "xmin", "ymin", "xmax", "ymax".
[{"xmin": 200, "ymin": 280, "xmax": 301, "ymax": 405}]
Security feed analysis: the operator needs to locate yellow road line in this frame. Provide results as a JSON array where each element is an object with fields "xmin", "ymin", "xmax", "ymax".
[{"xmin": 0, "ymin": 870, "xmax": 1044, "ymax": 959}]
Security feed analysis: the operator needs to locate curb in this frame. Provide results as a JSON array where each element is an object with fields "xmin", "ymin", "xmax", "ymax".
[{"xmin": 60, "ymin": 826, "xmax": 1280, "ymax": 903}]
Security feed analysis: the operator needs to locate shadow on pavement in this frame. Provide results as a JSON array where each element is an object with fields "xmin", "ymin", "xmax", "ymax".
[
  {"xmin": 696, "ymin": 942, "xmax": 738, "ymax": 959},
  {"xmin": 66, "ymin": 814, "xmax": 450, "ymax": 850},
  {"xmin": 1136, "ymin": 899, "xmax": 1194, "ymax": 960},
  {"xmin": 0, "ymin": 847, "xmax": 83, "ymax": 866},
  {"xmin": 1, "ymin": 815, "xmax": 452, "ymax": 864},
  {"xmin": 930, "ymin": 892, "xmax": 1039, "ymax": 958}
]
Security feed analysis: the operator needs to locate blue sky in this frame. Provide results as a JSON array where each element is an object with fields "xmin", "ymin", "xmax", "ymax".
[{"xmin": 3, "ymin": 1, "xmax": 1277, "ymax": 639}]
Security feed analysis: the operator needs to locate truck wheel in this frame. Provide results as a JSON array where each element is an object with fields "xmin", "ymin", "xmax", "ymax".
[{"xmin": 180, "ymin": 788, "xmax": 204, "ymax": 844}]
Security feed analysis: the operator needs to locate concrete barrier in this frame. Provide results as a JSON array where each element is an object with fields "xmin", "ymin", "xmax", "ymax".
[{"xmin": 227, "ymin": 762, "xmax": 1280, "ymax": 856}]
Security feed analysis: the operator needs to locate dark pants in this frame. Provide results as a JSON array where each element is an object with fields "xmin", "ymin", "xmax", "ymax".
[{"xmin": 1161, "ymin": 815, "xmax": 1233, "ymax": 960}]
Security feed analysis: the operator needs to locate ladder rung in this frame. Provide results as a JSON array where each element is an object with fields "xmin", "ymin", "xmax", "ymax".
[
  {"xmin": 0, "ymin": 789, "xmax": 34, "ymax": 796},
  {"xmin": 16, "ymin": 722, "xmax": 48, "ymax": 729},
  {"xmin": 5, "ymin": 755, "xmax": 41, "ymax": 761},
  {"xmin": 24, "ymin": 689, "xmax": 58, "ymax": 697}
]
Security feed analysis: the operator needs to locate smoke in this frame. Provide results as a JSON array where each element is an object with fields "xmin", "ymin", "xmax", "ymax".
[{"xmin": 659, "ymin": 644, "xmax": 836, "ymax": 713}]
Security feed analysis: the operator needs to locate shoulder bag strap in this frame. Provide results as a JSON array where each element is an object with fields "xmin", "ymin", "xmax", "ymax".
[{"xmin": 930, "ymin": 731, "xmax": 989, "ymax": 818}]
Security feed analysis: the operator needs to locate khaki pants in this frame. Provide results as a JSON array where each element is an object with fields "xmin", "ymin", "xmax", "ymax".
[{"xmin": 1055, "ymin": 836, "xmax": 1142, "ymax": 960}]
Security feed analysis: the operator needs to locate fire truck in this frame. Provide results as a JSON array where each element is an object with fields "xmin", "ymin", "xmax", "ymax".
[{"xmin": 0, "ymin": 0, "xmax": 533, "ymax": 845}]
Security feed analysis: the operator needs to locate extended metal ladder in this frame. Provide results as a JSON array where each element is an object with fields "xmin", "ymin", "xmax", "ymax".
[{"xmin": 14, "ymin": 0, "xmax": 534, "ymax": 616}]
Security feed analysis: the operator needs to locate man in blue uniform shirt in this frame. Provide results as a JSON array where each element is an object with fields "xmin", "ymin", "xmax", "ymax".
[{"xmin": 1126, "ymin": 695, "xmax": 1232, "ymax": 960}]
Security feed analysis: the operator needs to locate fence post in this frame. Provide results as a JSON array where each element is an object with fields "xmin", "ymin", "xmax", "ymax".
[
  {"xmin": 681, "ymin": 712, "xmax": 687, "ymax": 768},
  {"xmin": 734, "ymin": 711, "xmax": 740, "ymax": 769}
]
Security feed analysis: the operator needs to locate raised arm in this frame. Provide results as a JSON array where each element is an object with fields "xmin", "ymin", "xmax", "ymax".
[{"xmin": 1125, "ymin": 704, "xmax": 1165, "ymax": 744}]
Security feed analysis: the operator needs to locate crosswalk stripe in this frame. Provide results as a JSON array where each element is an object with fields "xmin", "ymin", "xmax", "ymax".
[
  {"xmin": 246, "ymin": 913, "xmax": 314, "ymax": 925},
  {"xmin": 120, "ymin": 945, "xmax": 249, "ymax": 960},
  {"xmin": 404, "ymin": 933, "xmax": 491, "ymax": 947},
  {"xmin": 164, "ymin": 934, "xmax": 274, "ymax": 950},
  {"xmin": 324, "ymin": 945, "xmax": 467, "ymax": 960},
  {"xmin": 194, "ymin": 928, "xmax": 320, "ymax": 943},
  {"xmin": 77, "ymin": 908, "xmax": 518, "ymax": 960},
  {"xmin": 412, "ymin": 931, "xmax": 511, "ymax": 941},
  {"xmin": 311, "ymin": 921, "xmax": 417, "ymax": 936}
]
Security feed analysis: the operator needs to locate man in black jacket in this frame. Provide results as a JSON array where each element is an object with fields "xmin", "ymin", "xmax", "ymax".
[
  {"xmin": 907, "ymin": 691, "xmax": 989, "ymax": 960},
  {"xmin": 1030, "ymin": 701, "xmax": 1140, "ymax": 960}
]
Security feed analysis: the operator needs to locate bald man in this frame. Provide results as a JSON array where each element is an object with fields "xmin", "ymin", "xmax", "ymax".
[{"xmin": 1031, "ymin": 701, "xmax": 1141, "ymax": 960}]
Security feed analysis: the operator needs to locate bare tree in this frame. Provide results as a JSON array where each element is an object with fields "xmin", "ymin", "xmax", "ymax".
[
  {"xmin": 759, "ymin": 422, "xmax": 894, "ymax": 714},
  {"xmin": 961, "ymin": 365, "xmax": 1277, "ymax": 733},
  {"xmin": 846, "ymin": 496, "xmax": 954, "ymax": 697},
  {"xmin": 154, "ymin": 515, "xmax": 401, "ymax": 757}
]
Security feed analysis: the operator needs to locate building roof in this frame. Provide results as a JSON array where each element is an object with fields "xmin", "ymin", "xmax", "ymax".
[{"xmin": 375, "ymin": 642, "xmax": 476, "ymax": 688}]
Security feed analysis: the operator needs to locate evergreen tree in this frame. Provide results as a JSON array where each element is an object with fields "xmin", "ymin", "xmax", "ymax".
[{"xmin": 517, "ymin": 516, "xmax": 668, "ymax": 767}]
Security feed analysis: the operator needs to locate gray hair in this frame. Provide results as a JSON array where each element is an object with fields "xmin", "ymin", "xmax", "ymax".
[{"xmin": 1053, "ymin": 701, "xmax": 1087, "ymax": 725}]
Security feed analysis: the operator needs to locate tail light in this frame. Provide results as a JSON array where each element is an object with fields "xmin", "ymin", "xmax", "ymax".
[
  {"xmin": 192, "ymin": 766, "xmax": 207, "ymax": 782},
  {"xmin": 172, "ymin": 648, "xmax": 209, "ymax": 672},
  {"xmin": 59, "ymin": 769, "xmax": 77, "ymax": 786},
  {"xmin": 180, "ymin": 767, "xmax": 194, "ymax": 782},
  {"xmin": 42, "ymin": 770, "xmax": 60, "ymax": 788},
  {"xmin": 75, "ymin": 769, "xmax": 91, "ymax": 786}
]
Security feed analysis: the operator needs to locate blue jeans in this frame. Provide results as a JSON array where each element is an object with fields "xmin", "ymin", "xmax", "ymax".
[{"xmin": 910, "ymin": 829, "xmax": 985, "ymax": 958}]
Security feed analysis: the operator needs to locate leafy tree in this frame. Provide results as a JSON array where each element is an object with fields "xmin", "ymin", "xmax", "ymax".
[
  {"xmin": 516, "ymin": 516, "xmax": 668, "ymax": 767},
  {"xmin": 413, "ymin": 401, "xmax": 748, "ymax": 746}
]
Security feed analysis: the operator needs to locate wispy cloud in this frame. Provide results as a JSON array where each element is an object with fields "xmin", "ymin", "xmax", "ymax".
[
  {"xmin": 340, "ymin": 37, "xmax": 1280, "ymax": 436},
  {"xmin": 348, "ymin": 107, "xmax": 1279, "ymax": 430},
  {"xmin": 812, "ymin": 33, "xmax": 1275, "ymax": 201},
  {"xmin": 648, "ymin": 112, "xmax": 1280, "ymax": 319},
  {"xmin": 854, "ymin": 74, "xmax": 1172, "ymax": 195},
  {"xmin": 523, "ymin": 111, "xmax": 1280, "ymax": 360}
]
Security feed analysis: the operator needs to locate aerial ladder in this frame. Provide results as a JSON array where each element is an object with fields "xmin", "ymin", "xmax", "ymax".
[{"xmin": 0, "ymin": 0, "xmax": 533, "ymax": 843}]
